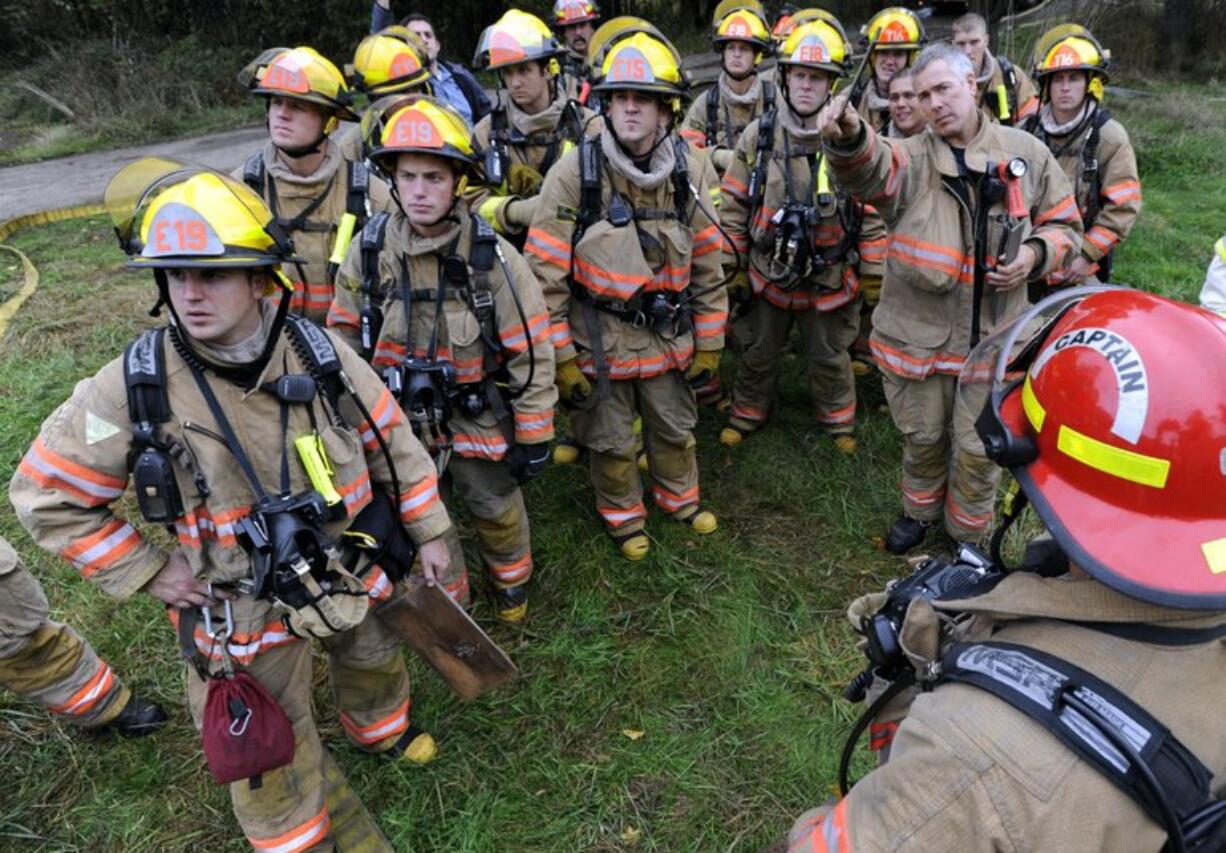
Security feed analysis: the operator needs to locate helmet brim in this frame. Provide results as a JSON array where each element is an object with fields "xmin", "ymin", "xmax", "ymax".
[{"xmin": 251, "ymin": 88, "xmax": 360, "ymax": 122}]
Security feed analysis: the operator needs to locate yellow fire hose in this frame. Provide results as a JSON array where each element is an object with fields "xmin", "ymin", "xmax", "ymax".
[{"xmin": 0, "ymin": 202, "xmax": 108, "ymax": 339}]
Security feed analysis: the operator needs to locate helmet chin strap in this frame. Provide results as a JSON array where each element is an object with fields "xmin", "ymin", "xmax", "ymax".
[{"xmin": 158, "ymin": 270, "xmax": 291, "ymax": 377}]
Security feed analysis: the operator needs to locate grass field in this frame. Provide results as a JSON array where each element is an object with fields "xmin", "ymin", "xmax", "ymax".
[{"xmin": 0, "ymin": 85, "xmax": 1222, "ymax": 851}]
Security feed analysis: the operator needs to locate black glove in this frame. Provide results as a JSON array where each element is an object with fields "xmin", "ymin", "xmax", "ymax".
[{"xmin": 506, "ymin": 442, "xmax": 551, "ymax": 484}]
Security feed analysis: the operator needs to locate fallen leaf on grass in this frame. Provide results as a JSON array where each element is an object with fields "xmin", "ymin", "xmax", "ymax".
[{"xmin": 621, "ymin": 729, "xmax": 645, "ymax": 741}]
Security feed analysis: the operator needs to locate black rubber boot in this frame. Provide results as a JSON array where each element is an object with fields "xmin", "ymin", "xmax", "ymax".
[
  {"xmin": 492, "ymin": 585, "xmax": 529, "ymax": 624},
  {"xmin": 96, "ymin": 693, "xmax": 169, "ymax": 738},
  {"xmin": 885, "ymin": 515, "xmax": 933, "ymax": 554}
]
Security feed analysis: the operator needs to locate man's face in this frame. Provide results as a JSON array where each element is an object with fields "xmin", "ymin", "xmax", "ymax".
[
  {"xmin": 785, "ymin": 65, "xmax": 831, "ymax": 114},
  {"xmin": 559, "ymin": 21, "xmax": 595, "ymax": 55},
  {"xmin": 268, "ymin": 96, "xmax": 328, "ymax": 150},
  {"xmin": 408, "ymin": 21, "xmax": 440, "ymax": 62},
  {"xmin": 503, "ymin": 61, "xmax": 551, "ymax": 111},
  {"xmin": 394, "ymin": 152, "xmax": 458, "ymax": 228},
  {"xmin": 915, "ymin": 59, "xmax": 977, "ymax": 141},
  {"xmin": 167, "ymin": 267, "xmax": 266, "ymax": 346},
  {"xmin": 888, "ymin": 75, "xmax": 923, "ymax": 135},
  {"xmin": 721, "ymin": 40, "xmax": 757, "ymax": 77},
  {"xmin": 872, "ymin": 49, "xmax": 908, "ymax": 86},
  {"xmin": 608, "ymin": 90, "xmax": 663, "ymax": 151},
  {"xmin": 952, "ymin": 27, "xmax": 989, "ymax": 71},
  {"xmin": 1049, "ymin": 69, "xmax": 1089, "ymax": 114}
]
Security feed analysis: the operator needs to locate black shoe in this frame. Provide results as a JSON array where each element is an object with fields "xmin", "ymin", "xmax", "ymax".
[
  {"xmin": 885, "ymin": 515, "xmax": 933, "ymax": 554},
  {"xmin": 96, "ymin": 693, "xmax": 168, "ymax": 738}
]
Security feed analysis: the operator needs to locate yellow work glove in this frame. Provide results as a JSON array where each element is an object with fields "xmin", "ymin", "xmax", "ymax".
[
  {"xmin": 555, "ymin": 358, "xmax": 592, "ymax": 405},
  {"xmin": 860, "ymin": 273, "xmax": 883, "ymax": 306},
  {"xmin": 508, "ymin": 163, "xmax": 545, "ymax": 197},
  {"xmin": 685, "ymin": 349, "xmax": 722, "ymax": 387}
]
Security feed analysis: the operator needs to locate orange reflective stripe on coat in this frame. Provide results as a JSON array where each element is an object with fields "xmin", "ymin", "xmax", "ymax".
[
  {"xmin": 18, "ymin": 437, "xmax": 126, "ymax": 506},
  {"xmin": 1085, "ymin": 224, "xmax": 1120, "ymax": 255},
  {"xmin": 452, "ymin": 430, "xmax": 509, "ymax": 460},
  {"xmin": 692, "ymin": 224, "xmax": 722, "ymax": 257},
  {"xmin": 500, "ymin": 312, "xmax": 550, "ymax": 352},
  {"xmin": 525, "ymin": 228, "xmax": 571, "ymax": 269},
  {"xmin": 359, "ymin": 388, "xmax": 404, "ymax": 450},
  {"xmin": 514, "ymin": 410, "xmax": 554, "ymax": 443},
  {"xmin": 576, "ymin": 345, "xmax": 694, "ymax": 380},
  {"xmin": 249, "ymin": 806, "xmax": 331, "ymax": 853},
  {"xmin": 61, "ymin": 519, "xmax": 143, "ymax": 577},
  {"xmin": 573, "ymin": 256, "xmax": 650, "ymax": 301},
  {"xmin": 1033, "ymin": 194, "xmax": 1078, "ymax": 226},
  {"xmin": 167, "ymin": 610, "xmax": 300, "ymax": 666},
  {"xmin": 289, "ymin": 282, "xmax": 335, "ymax": 316},
  {"xmin": 399, "ymin": 476, "xmax": 441, "ymax": 522},
  {"xmin": 1102, "ymin": 179, "xmax": 1142, "ymax": 206},
  {"xmin": 788, "ymin": 799, "xmax": 852, "ymax": 853},
  {"xmin": 870, "ymin": 339, "xmax": 967, "ymax": 379},
  {"xmin": 888, "ymin": 234, "xmax": 974, "ymax": 283}
]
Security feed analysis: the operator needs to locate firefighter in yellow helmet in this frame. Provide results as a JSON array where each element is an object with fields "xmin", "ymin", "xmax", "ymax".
[
  {"xmin": 525, "ymin": 31, "xmax": 727, "ymax": 561},
  {"xmin": 718, "ymin": 17, "xmax": 887, "ymax": 454},
  {"xmin": 1022, "ymin": 27, "xmax": 1141, "ymax": 297},
  {"xmin": 236, "ymin": 46, "xmax": 388, "ymax": 324},
  {"xmin": 851, "ymin": 6, "xmax": 925, "ymax": 134},
  {"xmin": 552, "ymin": 0, "xmax": 601, "ymax": 103},
  {"xmin": 952, "ymin": 12, "xmax": 1040, "ymax": 126},
  {"xmin": 468, "ymin": 10, "xmax": 601, "ymax": 250},
  {"xmin": 10, "ymin": 159, "xmax": 456, "ymax": 850},
  {"xmin": 328, "ymin": 97, "xmax": 557, "ymax": 623},
  {"xmin": 680, "ymin": 4, "xmax": 778, "ymax": 178},
  {"xmin": 337, "ymin": 28, "xmax": 435, "ymax": 160},
  {"xmin": 0, "ymin": 534, "xmax": 167, "ymax": 736}
]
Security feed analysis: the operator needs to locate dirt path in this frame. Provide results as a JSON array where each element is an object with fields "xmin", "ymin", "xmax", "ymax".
[{"xmin": 0, "ymin": 126, "xmax": 268, "ymax": 221}]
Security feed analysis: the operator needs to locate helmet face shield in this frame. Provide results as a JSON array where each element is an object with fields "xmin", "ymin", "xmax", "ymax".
[
  {"xmin": 960, "ymin": 286, "xmax": 1226, "ymax": 609},
  {"xmin": 105, "ymin": 157, "xmax": 300, "ymax": 276}
]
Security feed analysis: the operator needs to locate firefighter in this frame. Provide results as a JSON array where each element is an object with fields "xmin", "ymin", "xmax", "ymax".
[
  {"xmin": 11, "ymin": 159, "xmax": 456, "ymax": 850},
  {"xmin": 817, "ymin": 42, "xmax": 1082, "ymax": 552},
  {"xmin": 680, "ymin": 3, "xmax": 777, "ymax": 178},
  {"xmin": 850, "ymin": 6, "xmax": 925, "ymax": 134},
  {"xmin": 329, "ymin": 95, "xmax": 557, "ymax": 623},
  {"xmin": 1023, "ymin": 26, "xmax": 1141, "ymax": 296},
  {"xmin": 340, "ymin": 26, "xmax": 435, "ymax": 161},
  {"xmin": 236, "ymin": 46, "xmax": 380, "ymax": 324},
  {"xmin": 0, "ymin": 533, "xmax": 166, "ymax": 737},
  {"xmin": 718, "ymin": 17, "xmax": 888, "ymax": 453},
  {"xmin": 469, "ymin": 10, "xmax": 600, "ymax": 251},
  {"xmin": 525, "ymin": 31, "xmax": 728, "ymax": 561},
  {"xmin": 952, "ymin": 12, "xmax": 1040, "ymax": 126},
  {"xmin": 885, "ymin": 67, "xmax": 925, "ymax": 139},
  {"xmin": 551, "ymin": 0, "xmax": 601, "ymax": 104},
  {"xmin": 787, "ymin": 288, "xmax": 1226, "ymax": 853}
]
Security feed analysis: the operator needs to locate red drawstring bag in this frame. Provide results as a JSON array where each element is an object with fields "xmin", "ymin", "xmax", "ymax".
[{"xmin": 201, "ymin": 671, "xmax": 295, "ymax": 784}]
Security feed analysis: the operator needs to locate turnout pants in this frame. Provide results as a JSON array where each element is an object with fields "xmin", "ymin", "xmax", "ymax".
[
  {"xmin": 571, "ymin": 371, "xmax": 700, "ymax": 535},
  {"xmin": 881, "ymin": 370, "xmax": 1000, "ymax": 541},
  {"xmin": 0, "ymin": 562, "xmax": 130, "ymax": 728},
  {"xmin": 185, "ymin": 595, "xmax": 413, "ymax": 852},
  {"xmin": 444, "ymin": 456, "xmax": 533, "ymax": 591},
  {"xmin": 728, "ymin": 299, "xmax": 859, "ymax": 434}
]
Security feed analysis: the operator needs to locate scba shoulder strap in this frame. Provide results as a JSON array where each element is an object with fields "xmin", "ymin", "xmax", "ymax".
[{"xmin": 939, "ymin": 641, "xmax": 1226, "ymax": 851}]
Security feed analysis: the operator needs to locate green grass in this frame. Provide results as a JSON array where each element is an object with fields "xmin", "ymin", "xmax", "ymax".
[{"xmin": 0, "ymin": 86, "xmax": 1222, "ymax": 851}]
